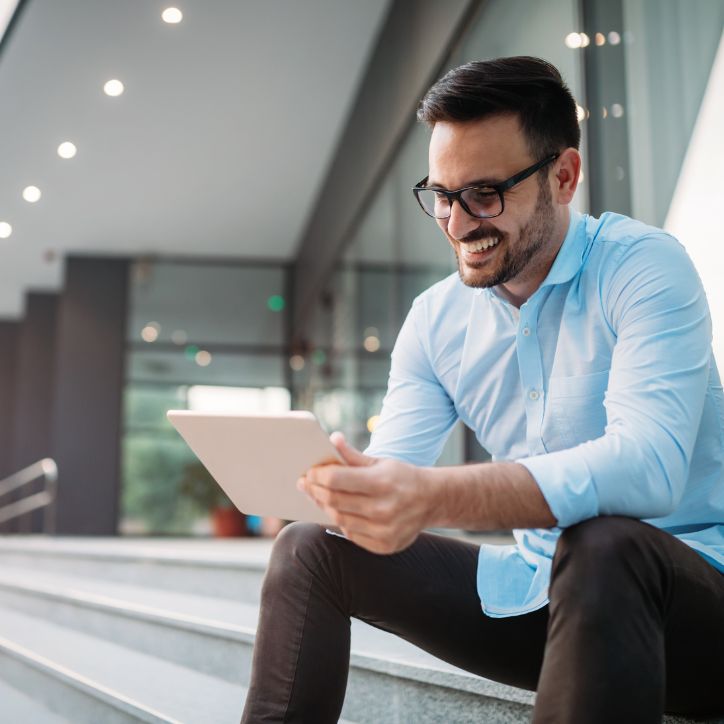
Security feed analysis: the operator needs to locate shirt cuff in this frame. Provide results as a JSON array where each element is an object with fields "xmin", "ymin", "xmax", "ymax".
[{"xmin": 517, "ymin": 447, "xmax": 600, "ymax": 528}]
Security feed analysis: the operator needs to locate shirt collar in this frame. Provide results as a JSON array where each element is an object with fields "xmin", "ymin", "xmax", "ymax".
[
  {"xmin": 477, "ymin": 209, "xmax": 588, "ymax": 303},
  {"xmin": 538, "ymin": 209, "xmax": 588, "ymax": 288}
]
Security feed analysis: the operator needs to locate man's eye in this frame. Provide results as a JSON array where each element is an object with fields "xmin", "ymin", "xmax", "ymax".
[{"xmin": 469, "ymin": 189, "xmax": 498, "ymax": 202}]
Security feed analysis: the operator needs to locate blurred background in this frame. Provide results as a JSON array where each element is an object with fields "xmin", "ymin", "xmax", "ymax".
[{"xmin": 0, "ymin": 0, "xmax": 721, "ymax": 537}]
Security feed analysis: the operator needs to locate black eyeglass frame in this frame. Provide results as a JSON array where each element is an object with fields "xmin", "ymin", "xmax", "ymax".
[{"xmin": 412, "ymin": 152, "xmax": 560, "ymax": 220}]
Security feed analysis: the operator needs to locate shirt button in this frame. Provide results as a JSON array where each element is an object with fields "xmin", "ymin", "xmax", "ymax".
[
  {"xmin": 522, "ymin": 326, "xmax": 531, "ymax": 336},
  {"xmin": 529, "ymin": 389, "xmax": 540, "ymax": 401}
]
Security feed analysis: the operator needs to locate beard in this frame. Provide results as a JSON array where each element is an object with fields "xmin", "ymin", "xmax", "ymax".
[{"xmin": 455, "ymin": 179, "xmax": 556, "ymax": 289}]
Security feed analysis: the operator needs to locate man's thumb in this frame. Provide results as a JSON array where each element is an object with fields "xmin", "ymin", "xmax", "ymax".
[{"xmin": 330, "ymin": 432, "xmax": 374, "ymax": 467}]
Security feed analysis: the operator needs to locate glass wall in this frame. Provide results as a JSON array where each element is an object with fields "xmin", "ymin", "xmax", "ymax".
[
  {"xmin": 121, "ymin": 260, "xmax": 290, "ymax": 535},
  {"xmin": 623, "ymin": 0, "xmax": 723, "ymax": 227},
  {"xmin": 623, "ymin": 1, "xmax": 724, "ymax": 367}
]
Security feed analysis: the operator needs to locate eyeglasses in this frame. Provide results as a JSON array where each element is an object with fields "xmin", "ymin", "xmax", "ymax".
[{"xmin": 412, "ymin": 153, "xmax": 560, "ymax": 220}]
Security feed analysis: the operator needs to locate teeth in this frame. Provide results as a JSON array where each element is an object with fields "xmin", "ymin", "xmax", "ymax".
[{"xmin": 467, "ymin": 237, "xmax": 500, "ymax": 252}]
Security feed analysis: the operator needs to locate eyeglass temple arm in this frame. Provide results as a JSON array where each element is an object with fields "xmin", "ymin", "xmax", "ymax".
[{"xmin": 496, "ymin": 153, "xmax": 560, "ymax": 192}]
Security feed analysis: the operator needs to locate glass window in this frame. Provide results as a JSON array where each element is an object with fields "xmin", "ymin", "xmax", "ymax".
[
  {"xmin": 128, "ymin": 262, "xmax": 288, "ymax": 347},
  {"xmin": 122, "ymin": 259, "xmax": 290, "ymax": 535},
  {"xmin": 623, "ymin": 0, "xmax": 724, "ymax": 226}
]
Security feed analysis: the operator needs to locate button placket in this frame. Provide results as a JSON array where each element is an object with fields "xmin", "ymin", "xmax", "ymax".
[{"xmin": 517, "ymin": 303, "xmax": 547, "ymax": 455}]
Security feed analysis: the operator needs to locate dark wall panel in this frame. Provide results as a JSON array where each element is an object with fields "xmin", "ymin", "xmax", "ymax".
[
  {"xmin": 51, "ymin": 257, "xmax": 129, "ymax": 535},
  {"xmin": 0, "ymin": 321, "xmax": 19, "ymax": 533},
  {"xmin": 12, "ymin": 292, "xmax": 58, "ymax": 532},
  {"xmin": 13, "ymin": 293, "xmax": 58, "ymax": 467}
]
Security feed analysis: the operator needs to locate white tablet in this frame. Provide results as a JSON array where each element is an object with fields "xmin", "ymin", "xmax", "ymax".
[{"xmin": 167, "ymin": 410, "xmax": 342, "ymax": 525}]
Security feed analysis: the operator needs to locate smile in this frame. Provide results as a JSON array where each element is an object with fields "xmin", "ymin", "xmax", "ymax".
[{"xmin": 463, "ymin": 237, "xmax": 500, "ymax": 253}]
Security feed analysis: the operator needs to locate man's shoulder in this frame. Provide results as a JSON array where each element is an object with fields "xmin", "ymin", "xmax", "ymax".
[
  {"xmin": 582, "ymin": 211, "xmax": 689, "ymax": 282},
  {"xmin": 586, "ymin": 211, "xmax": 680, "ymax": 254},
  {"xmin": 584, "ymin": 212, "xmax": 703, "ymax": 319}
]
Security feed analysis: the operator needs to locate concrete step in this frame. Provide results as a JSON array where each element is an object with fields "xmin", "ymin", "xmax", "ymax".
[
  {"xmin": 0, "ymin": 562, "xmax": 258, "ymax": 685},
  {"xmin": 0, "ymin": 563, "xmax": 538, "ymax": 722},
  {"xmin": 0, "ymin": 606, "xmax": 246, "ymax": 723},
  {"xmin": 0, "ymin": 566, "xmax": 714, "ymax": 723},
  {"xmin": 0, "ymin": 536, "xmax": 269, "ymax": 604},
  {"xmin": 0, "ymin": 675, "xmax": 72, "ymax": 723}
]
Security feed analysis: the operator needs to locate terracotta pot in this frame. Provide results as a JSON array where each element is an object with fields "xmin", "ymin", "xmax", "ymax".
[{"xmin": 211, "ymin": 507, "xmax": 248, "ymax": 537}]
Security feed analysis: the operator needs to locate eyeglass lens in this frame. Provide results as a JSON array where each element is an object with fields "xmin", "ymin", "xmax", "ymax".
[{"xmin": 416, "ymin": 187, "xmax": 502, "ymax": 219}]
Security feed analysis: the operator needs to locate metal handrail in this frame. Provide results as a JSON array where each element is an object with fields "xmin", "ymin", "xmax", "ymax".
[{"xmin": 0, "ymin": 458, "xmax": 58, "ymax": 533}]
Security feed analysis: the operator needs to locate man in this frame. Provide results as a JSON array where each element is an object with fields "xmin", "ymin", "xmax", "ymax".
[{"xmin": 242, "ymin": 57, "xmax": 724, "ymax": 723}]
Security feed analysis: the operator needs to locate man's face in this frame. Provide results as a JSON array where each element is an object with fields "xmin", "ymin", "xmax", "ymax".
[{"xmin": 427, "ymin": 114, "xmax": 558, "ymax": 295}]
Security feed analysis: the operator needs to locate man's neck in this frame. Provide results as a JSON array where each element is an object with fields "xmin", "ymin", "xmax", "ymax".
[{"xmin": 497, "ymin": 207, "xmax": 571, "ymax": 308}]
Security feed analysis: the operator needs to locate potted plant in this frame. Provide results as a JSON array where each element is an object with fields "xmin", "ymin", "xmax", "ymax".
[{"xmin": 178, "ymin": 461, "xmax": 248, "ymax": 537}]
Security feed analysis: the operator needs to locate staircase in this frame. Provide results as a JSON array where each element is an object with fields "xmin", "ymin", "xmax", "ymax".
[{"xmin": 0, "ymin": 536, "xmax": 718, "ymax": 724}]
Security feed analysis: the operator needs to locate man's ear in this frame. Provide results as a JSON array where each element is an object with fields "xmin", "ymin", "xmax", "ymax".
[{"xmin": 553, "ymin": 148, "xmax": 582, "ymax": 205}]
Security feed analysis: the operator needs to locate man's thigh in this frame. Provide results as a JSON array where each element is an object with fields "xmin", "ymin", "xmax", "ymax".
[
  {"xmin": 658, "ymin": 532, "xmax": 724, "ymax": 715},
  {"xmin": 325, "ymin": 529, "xmax": 548, "ymax": 692}
]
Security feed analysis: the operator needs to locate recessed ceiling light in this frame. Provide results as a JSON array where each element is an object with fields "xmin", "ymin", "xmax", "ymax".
[
  {"xmin": 22, "ymin": 185, "xmax": 42, "ymax": 203},
  {"xmin": 0, "ymin": 222, "xmax": 12, "ymax": 238},
  {"xmin": 103, "ymin": 79, "xmax": 125, "ymax": 97},
  {"xmin": 162, "ymin": 7, "xmax": 183, "ymax": 24},
  {"xmin": 57, "ymin": 142, "xmax": 77, "ymax": 159}
]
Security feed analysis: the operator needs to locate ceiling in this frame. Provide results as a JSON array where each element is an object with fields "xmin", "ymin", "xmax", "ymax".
[{"xmin": 0, "ymin": 0, "xmax": 390, "ymax": 317}]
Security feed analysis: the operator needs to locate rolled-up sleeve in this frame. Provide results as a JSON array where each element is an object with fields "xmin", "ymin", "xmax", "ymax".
[
  {"xmin": 519, "ymin": 236, "xmax": 712, "ymax": 527},
  {"xmin": 365, "ymin": 297, "xmax": 458, "ymax": 465}
]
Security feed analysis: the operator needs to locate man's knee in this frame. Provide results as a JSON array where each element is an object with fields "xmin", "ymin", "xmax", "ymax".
[
  {"xmin": 272, "ymin": 520, "xmax": 327, "ymax": 557},
  {"xmin": 550, "ymin": 516, "xmax": 655, "ymax": 605},
  {"xmin": 555, "ymin": 516, "xmax": 645, "ymax": 564},
  {"xmin": 263, "ymin": 522, "xmax": 334, "ymax": 592}
]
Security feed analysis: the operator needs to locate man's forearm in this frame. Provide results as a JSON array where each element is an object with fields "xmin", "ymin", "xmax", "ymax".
[{"xmin": 423, "ymin": 461, "xmax": 557, "ymax": 531}]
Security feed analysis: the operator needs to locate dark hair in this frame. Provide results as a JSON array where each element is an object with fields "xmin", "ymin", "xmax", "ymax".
[{"xmin": 417, "ymin": 56, "xmax": 580, "ymax": 158}]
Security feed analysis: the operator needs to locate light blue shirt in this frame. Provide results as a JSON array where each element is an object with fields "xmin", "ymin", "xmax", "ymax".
[{"xmin": 366, "ymin": 210, "xmax": 724, "ymax": 617}]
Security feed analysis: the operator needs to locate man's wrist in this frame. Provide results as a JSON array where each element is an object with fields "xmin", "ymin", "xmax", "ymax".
[{"xmin": 418, "ymin": 465, "xmax": 454, "ymax": 528}]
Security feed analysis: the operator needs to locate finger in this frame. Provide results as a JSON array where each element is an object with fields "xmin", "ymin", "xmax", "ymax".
[
  {"xmin": 307, "ymin": 465, "xmax": 386, "ymax": 495},
  {"xmin": 305, "ymin": 484, "xmax": 381, "ymax": 518},
  {"xmin": 330, "ymin": 431, "xmax": 375, "ymax": 467}
]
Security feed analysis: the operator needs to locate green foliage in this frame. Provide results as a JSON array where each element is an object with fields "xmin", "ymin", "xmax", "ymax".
[
  {"xmin": 178, "ymin": 460, "xmax": 231, "ymax": 510},
  {"xmin": 121, "ymin": 434, "xmax": 205, "ymax": 535}
]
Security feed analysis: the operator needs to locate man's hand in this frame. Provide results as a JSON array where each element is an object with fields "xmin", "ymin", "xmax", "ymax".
[
  {"xmin": 297, "ymin": 433, "xmax": 436, "ymax": 555},
  {"xmin": 298, "ymin": 433, "xmax": 557, "ymax": 555}
]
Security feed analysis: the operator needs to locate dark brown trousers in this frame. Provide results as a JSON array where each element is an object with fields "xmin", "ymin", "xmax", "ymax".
[{"xmin": 241, "ymin": 516, "xmax": 724, "ymax": 723}]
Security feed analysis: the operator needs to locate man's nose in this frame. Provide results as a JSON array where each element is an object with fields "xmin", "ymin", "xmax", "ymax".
[{"xmin": 446, "ymin": 199, "xmax": 480, "ymax": 241}]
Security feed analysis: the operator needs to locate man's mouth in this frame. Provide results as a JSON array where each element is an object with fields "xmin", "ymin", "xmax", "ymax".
[{"xmin": 461, "ymin": 237, "xmax": 501, "ymax": 255}]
